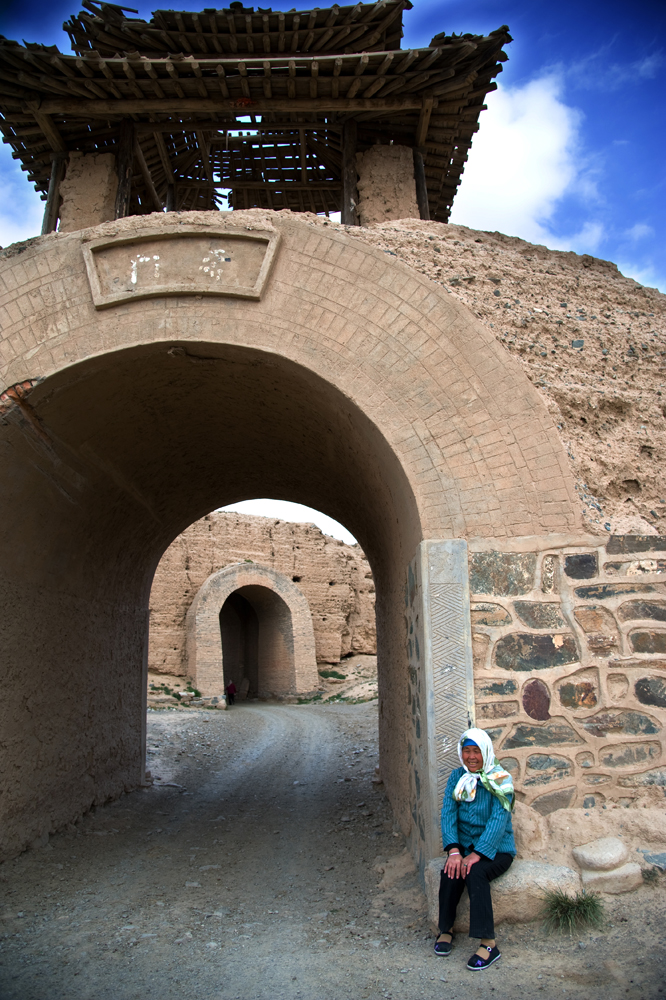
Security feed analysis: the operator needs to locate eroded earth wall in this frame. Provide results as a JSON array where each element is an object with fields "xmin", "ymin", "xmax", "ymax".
[
  {"xmin": 340, "ymin": 217, "xmax": 666, "ymax": 536},
  {"xmin": 149, "ymin": 511, "xmax": 376, "ymax": 675}
]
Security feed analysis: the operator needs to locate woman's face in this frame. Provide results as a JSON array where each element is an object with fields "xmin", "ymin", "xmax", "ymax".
[{"xmin": 461, "ymin": 744, "xmax": 484, "ymax": 772}]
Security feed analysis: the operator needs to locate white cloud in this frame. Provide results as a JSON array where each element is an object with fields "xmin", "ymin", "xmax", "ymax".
[
  {"xmin": 624, "ymin": 222, "xmax": 654, "ymax": 241},
  {"xmin": 0, "ymin": 148, "xmax": 44, "ymax": 249},
  {"xmin": 616, "ymin": 259, "xmax": 666, "ymax": 292},
  {"xmin": 450, "ymin": 74, "xmax": 586, "ymax": 244},
  {"xmin": 218, "ymin": 498, "xmax": 357, "ymax": 545}
]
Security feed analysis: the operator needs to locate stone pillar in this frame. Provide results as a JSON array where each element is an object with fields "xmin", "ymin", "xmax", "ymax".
[
  {"xmin": 58, "ymin": 152, "xmax": 118, "ymax": 232},
  {"xmin": 355, "ymin": 144, "xmax": 420, "ymax": 225},
  {"xmin": 407, "ymin": 540, "xmax": 475, "ymax": 874}
]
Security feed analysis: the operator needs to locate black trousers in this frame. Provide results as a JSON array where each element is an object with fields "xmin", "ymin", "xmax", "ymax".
[{"xmin": 438, "ymin": 851, "xmax": 513, "ymax": 939}]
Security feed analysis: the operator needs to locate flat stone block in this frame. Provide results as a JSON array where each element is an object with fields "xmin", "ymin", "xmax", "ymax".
[
  {"xmin": 469, "ymin": 551, "xmax": 536, "ymax": 596},
  {"xmin": 580, "ymin": 709, "xmax": 660, "ymax": 738},
  {"xmin": 630, "ymin": 630, "xmax": 666, "ymax": 655},
  {"xmin": 581, "ymin": 862, "xmax": 643, "ymax": 894},
  {"xmin": 494, "ymin": 633, "xmax": 579, "ymax": 671},
  {"xmin": 601, "ymin": 741, "xmax": 661, "ymax": 769},
  {"xmin": 514, "ymin": 601, "xmax": 567, "ymax": 629},
  {"xmin": 425, "ymin": 858, "xmax": 581, "ymax": 929},
  {"xmin": 634, "ymin": 676, "xmax": 666, "ymax": 708},
  {"xmin": 503, "ymin": 719, "xmax": 584, "ymax": 750},
  {"xmin": 564, "ymin": 553, "xmax": 598, "ymax": 579},
  {"xmin": 572, "ymin": 836, "xmax": 628, "ymax": 872},
  {"xmin": 617, "ymin": 599, "xmax": 666, "ymax": 623}
]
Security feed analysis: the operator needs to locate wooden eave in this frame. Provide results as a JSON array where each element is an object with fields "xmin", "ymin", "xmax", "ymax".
[
  {"xmin": 0, "ymin": 5, "xmax": 510, "ymax": 222},
  {"xmin": 64, "ymin": 1, "xmax": 412, "ymax": 59}
]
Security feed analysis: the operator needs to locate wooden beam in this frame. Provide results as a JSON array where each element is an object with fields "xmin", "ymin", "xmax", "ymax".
[
  {"xmin": 341, "ymin": 118, "xmax": 358, "ymax": 226},
  {"xmin": 153, "ymin": 131, "xmax": 175, "ymax": 180},
  {"xmin": 134, "ymin": 135, "xmax": 163, "ymax": 211},
  {"xmin": 114, "ymin": 119, "xmax": 134, "ymax": 219},
  {"xmin": 196, "ymin": 129, "xmax": 213, "ymax": 182},
  {"xmin": 29, "ymin": 107, "xmax": 68, "ymax": 153},
  {"xmin": 413, "ymin": 147, "xmax": 430, "ymax": 221},
  {"xmin": 41, "ymin": 154, "xmax": 67, "ymax": 234},
  {"xmin": 137, "ymin": 120, "xmax": 343, "ymax": 133},
  {"xmin": 165, "ymin": 184, "xmax": 175, "ymax": 211},
  {"xmin": 35, "ymin": 95, "xmax": 433, "ymax": 117},
  {"xmin": 184, "ymin": 180, "xmax": 341, "ymax": 190},
  {"xmin": 415, "ymin": 94, "xmax": 434, "ymax": 147}
]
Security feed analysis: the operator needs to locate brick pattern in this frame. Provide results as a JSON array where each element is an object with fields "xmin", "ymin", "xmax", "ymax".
[{"xmin": 0, "ymin": 210, "xmax": 579, "ymax": 541}]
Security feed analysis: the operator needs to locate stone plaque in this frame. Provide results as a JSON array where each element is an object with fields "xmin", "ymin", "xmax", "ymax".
[{"xmin": 83, "ymin": 226, "xmax": 280, "ymax": 309}]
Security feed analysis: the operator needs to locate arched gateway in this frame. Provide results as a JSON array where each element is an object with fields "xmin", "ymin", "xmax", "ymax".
[
  {"xmin": 0, "ymin": 210, "xmax": 578, "ymax": 869},
  {"xmin": 186, "ymin": 562, "xmax": 319, "ymax": 699}
]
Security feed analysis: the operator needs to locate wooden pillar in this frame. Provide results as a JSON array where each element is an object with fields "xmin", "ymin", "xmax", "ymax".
[
  {"xmin": 413, "ymin": 148, "xmax": 430, "ymax": 222},
  {"xmin": 166, "ymin": 184, "xmax": 175, "ymax": 212},
  {"xmin": 114, "ymin": 119, "xmax": 134, "ymax": 219},
  {"xmin": 41, "ymin": 153, "xmax": 67, "ymax": 235},
  {"xmin": 341, "ymin": 119, "xmax": 358, "ymax": 226}
]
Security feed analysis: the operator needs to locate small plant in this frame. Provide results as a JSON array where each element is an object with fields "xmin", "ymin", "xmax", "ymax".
[
  {"xmin": 150, "ymin": 682, "xmax": 180, "ymax": 699},
  {"xmin": 319, "ymin": 669, "xmax": 347, "ymax": 680},
  {"xmin": 186, "ymin": 682, "xmax": 201, "ymax": 698},
  {"xmin": 542, "ymin": 888, "xmax": 604, "ymax": 935},
  {"xmin": 643, "ymin": 866, "xmax": 661, "ymax": 885}
]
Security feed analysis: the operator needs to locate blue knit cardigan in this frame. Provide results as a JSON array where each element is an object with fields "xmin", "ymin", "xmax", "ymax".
[{"xmin": 441, "ymin": 767, "xmax": 516, "ymax": 860}]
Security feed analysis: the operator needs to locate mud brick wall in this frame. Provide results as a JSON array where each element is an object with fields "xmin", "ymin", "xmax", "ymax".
[
  {"xmin": 469, "ymin": 535, "xmax": 666, "ymax": 814},
  {"xmin": 149, "ymin": 512, "xmax": 376, "ymax": 676}
]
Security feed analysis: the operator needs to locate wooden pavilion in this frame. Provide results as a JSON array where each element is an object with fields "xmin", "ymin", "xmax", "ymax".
[{"xmin": 0, "ymin": 1, "xmax": 510, "ymax": 231}]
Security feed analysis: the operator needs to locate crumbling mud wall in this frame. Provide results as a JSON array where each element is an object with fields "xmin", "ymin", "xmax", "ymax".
[
  {"xmin": 149, "ymin": 511, "xmax": 376, "ymax": 675},
  {"xmin": 355, "ymin": 145, "xmax": 420, "ymax": 226},
  {"xmin": 470, "ymin": 534, "xmax": 666, "ymax": 811},
  {"xmin": 341, "ymin": 217, "xmax": 666, "ymax": 536}
]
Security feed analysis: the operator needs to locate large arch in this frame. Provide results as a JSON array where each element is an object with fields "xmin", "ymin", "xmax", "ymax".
[
  {"xmin": 186, "ymin": 563, "xmax": 319, "ymax": 698},
  {"xmin": 0, "ymin": 210, "xmax": 579, "ymax": 864}
]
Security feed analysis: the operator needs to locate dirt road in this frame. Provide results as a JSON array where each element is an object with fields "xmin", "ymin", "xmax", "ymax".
[{"xmin": 0, "ymin": 703, "xmax": 663, "ymax": 1000}]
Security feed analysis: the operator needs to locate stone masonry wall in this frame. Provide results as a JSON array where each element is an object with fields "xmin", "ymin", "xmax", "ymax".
[
  {"xmin": 470, "ymin": 534, "xmax": 666, "ymax": 814},
  {"xmin": 149, "ymin": 511, "xmax": 376, "ymax": 676}
]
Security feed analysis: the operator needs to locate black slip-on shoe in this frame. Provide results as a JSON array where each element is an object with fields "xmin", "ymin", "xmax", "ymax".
[
  {"xmin": 467, "ymin": 945, "xmax": 500, "ymax": 970},
  {"xmin": 434, "ymin": 936, "xmax": 453, "ymax": 956}
]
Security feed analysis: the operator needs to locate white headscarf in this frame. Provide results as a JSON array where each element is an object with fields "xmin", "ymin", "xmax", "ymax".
[{"xmin": 452, "ymin": 728, "xmax": 514, "ymax": 812}]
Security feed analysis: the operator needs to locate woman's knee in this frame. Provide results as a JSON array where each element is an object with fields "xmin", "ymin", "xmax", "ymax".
[{"xmin": 465, "ymin": 865, "xmax": 489, "ymax": 886}]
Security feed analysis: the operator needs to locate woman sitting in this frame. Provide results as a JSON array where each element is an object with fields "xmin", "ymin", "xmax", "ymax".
[{"xmin": 435, "ymin": 728, "xmax": 515, "ymax": 971}]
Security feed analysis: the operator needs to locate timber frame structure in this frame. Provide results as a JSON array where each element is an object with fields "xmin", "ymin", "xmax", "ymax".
[{"xmin": 0, "ymin": 1, "xmax": 510, "ymax": 227}]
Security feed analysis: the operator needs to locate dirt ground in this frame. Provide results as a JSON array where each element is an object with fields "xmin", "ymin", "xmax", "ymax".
[{"xmin": 1, "ymin": 703, "xmax": 664, "ymax": 1000}]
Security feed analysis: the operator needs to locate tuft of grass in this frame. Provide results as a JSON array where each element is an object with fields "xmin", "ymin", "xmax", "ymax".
[
  {"xmin": 319, "ymin": 669, "xmax": 347, "ymax": 680},
  {"xmin": 542, "ymin": 888, "xmax": 604, "ymax": 935},
  {"xmin": 643, "ymin": 866, "xmax": 661, "ymax": 885}
]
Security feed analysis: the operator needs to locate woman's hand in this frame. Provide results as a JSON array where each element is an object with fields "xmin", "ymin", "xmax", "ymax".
[
  {"xmin": 461, "ymin": 851, "xmax": 481, "ymax": 877},
  {"xmin": 444, "ymin": 851, "xmax": 463, "ymax": 879}
]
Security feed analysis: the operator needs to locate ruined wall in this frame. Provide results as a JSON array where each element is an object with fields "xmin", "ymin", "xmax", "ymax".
[
  {"xmin": 58, "ymin": 152, "xmax": 117, "ymax": 233},
  {"xmin": 355, "ymin": 145, "xmax": 420, "ymax": 226},
  {"xmin": 342, "ymin": 216, "xmax": 666, "ymax": 535},
  {"xmin": 149, "ymin": 511, "xmax": 376, "ymax": 676},
  {"xmin": 470, "ymin": 534, "xmax": 666, "ymax": 814}
]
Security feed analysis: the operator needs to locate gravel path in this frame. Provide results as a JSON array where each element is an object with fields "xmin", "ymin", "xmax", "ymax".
[{"xmin": 0, "ymin": 703, "xmax": 663, "ymax": 999}]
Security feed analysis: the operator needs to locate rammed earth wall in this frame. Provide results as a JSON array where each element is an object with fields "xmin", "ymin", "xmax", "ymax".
[{"xmin": 470, "ymin": 534, "xmax": 666, "ymax": 813}]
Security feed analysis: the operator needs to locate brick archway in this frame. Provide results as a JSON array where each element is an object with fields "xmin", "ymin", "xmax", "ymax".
[
  {"xmin": 186, "ymin": 563, "xmax": 319, "ymax": 699},
  {"xmin": 0, "ymin": 209, "xmax": 578, "ymax": 863}
]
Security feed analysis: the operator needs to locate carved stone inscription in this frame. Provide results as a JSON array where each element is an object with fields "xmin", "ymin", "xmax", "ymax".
[
  {"xmin": 419, "ymin": 539, "xmax": 475, "ymax": 855},
  {"xmin": 83, "ymin": 227, "xmax": 280, "ymax": 308}
]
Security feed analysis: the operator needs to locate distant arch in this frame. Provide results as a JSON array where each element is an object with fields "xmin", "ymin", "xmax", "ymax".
[{"xmin": 186, "ymin": 563, "xmax": 319, "ymax": 698}]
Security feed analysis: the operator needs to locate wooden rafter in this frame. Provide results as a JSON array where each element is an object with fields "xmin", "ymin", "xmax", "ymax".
[{"xmin": 0, "ymin": 4, "xmax": 511, "ymax": 225}]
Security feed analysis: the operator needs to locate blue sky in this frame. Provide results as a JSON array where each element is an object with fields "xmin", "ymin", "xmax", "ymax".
[{"xmin": 1, "ymin": 0, "xmax": 664, "ymax": 290}]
